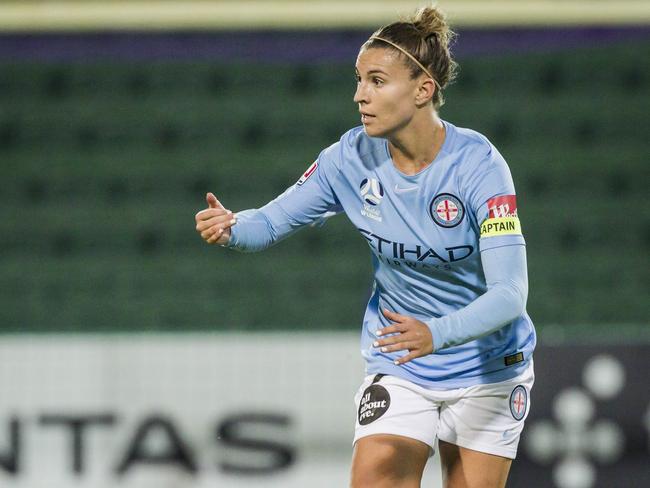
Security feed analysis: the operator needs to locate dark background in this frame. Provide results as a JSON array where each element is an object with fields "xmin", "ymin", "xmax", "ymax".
[{"xmin": 1, "ymin": 28, "xmax": 648, "ymax": 332}]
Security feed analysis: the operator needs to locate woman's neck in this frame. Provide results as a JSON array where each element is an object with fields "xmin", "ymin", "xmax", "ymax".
[{"xmin": 388, "ymin": 112, "xmax": 445, "ymax": 176}]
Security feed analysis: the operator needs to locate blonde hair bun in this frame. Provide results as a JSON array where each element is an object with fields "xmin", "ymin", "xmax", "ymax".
[{"xmin": 412, "ymin": 6, "xmax": 455, "ymax": 49}]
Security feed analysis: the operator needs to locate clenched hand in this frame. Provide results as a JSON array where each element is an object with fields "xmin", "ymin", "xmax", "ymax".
[{"xmin": 195, "ymin": 192, "xmax": 237, "ymax": 245}]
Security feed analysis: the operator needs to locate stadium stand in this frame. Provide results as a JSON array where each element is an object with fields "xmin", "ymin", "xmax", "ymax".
[{"xmin": 1, "ymin": 40, "xmax": 648, "ymax": 331}]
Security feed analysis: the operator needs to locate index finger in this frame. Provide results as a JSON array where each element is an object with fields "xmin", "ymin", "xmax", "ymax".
[
  {"xmin": 382, "ymin": 308, "xmax": 407, "ymax": 322},
  {"xmin": 195, "ymin": 208, "xmax": 230, "ymax": 221},
  {"xmin": 376, "ymin": 324, "xmax": 404, "ymax": 337}
]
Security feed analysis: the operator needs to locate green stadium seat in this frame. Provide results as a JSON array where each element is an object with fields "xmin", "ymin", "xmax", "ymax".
[
  {"xmin": 606, "ymin": 171, "xmax": 629, "ymax": 197},
  {"xmin": 491, "ymin": 118, "xmax": 514, "ymax": 145},
  {"xmin": 1, "ymin": 40, "xmax": 648, "ymax": 331},
  {"xmin": 453, "ymin": 64, "xmax": 476, "ymax": 93},
  {"xmin": 106, "ymin": 177, "xmax": 129, "ymax": 202},
  {"xmin": 524, "ymin": 174, "xmax": 549, "ymax": 198},
  {"xmin": 556, "ymin": 226, "xmax": 579, "ymax": 251},
  {"xmin": 22, "ymin": 176, "xmax": 48, "ymax": 202},
  {"xmin": 206, "ymin": 67, "xmax": 233, "ymax": 95},
  {"xmin": 77, "ymin": 125, "xmax": 100, "ymax": 149},
  {"xmin": 155, "ymin": 124, "xmax": 181, "ymax": 149},
  {"xmin": 291, "ymin": 65, "xmax": 316, "ymax": 95},
  {"xmin": 126, "ymin": 71, "xmax": 152, "ymax": 97},
  {"xmin": 642, "ymin": 223, "xmax": 650, "ymax": 248},
  {"xmin": 44, "ymin": 67, "xmax": 70, "ymax": 98},
  {"xmin": 0, "ymin": 121, "xmax": 19, "ymax": 150},
  {"xmin": 51, "ymin": 231, "xmax": 76, "ymax": 257},
  {"xmin": 572, "ymin": 119, "xmax": 597, "ymax": 145},
  {"xmin": 620, "ymin": 67, "xmax": 644, "ymax": 92},
  {"xmin": 137, "ymin": 229, "xmax": 163, "ymax": 255},
  {"xmin": 241, "ymin": 121, "xmax": 267, "ymax": 147},
  {"xmin": 537, "ymin": 62, "xmax": 565, "ymax": 94}
]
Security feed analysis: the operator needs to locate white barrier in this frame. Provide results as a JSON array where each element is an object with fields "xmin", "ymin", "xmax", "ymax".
[{"xmin": 0, "ymin": 333, "xmax": 443, "ymax": 488}]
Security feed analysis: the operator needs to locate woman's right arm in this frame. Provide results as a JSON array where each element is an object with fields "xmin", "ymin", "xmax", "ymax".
[{"xmin": 195, "ymin": 149, "xmax": 343, "ymax": 252}]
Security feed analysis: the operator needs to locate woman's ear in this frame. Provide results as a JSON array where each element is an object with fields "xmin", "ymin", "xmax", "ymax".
[{"xmin": 415, "ymin": 78, "xmax": 436, "ymax": 107}]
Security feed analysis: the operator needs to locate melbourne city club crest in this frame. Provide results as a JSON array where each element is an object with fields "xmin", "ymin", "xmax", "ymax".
[
  {"xmin": 360, "ymin": 178, "xmax": 384, "ymax": 222},
  {"xmin": 430, "ymin": 193, "xmax": 465, "ymax": 228},
  {"xmin": 510, "ymin": 385, "xmax": 528, "ymax": 421}
]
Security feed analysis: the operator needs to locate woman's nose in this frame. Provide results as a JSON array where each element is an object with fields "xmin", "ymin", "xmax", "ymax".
[{"xmin": 353, "ymin": 83, "xmax": 367, "ymax": 104}]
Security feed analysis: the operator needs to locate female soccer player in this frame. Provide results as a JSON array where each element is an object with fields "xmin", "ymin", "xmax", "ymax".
[{"xmin": 195, "ymin": 6, "xmax": 535, "ymax": 488}]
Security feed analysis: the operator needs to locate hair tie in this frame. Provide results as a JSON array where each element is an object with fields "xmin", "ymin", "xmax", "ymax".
[{"xmin": 369, "ymin": 36, "xmax": 442, "ymax": 91}]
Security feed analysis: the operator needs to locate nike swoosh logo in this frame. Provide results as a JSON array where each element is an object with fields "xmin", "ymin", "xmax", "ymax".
[{"xmin": 394, "ymin": 184, "xmax": 418, "ymax": 194}]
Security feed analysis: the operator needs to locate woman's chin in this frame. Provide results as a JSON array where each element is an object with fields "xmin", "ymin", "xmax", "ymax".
[{"xmin": 363, "ymin": 125, "xmax": 385, "ymax": 138}]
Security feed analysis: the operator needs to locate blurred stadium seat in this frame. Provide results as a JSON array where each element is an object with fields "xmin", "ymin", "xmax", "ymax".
[{"xmin": 1, "ymin": 39, "xmax": 648, "ymax": 331}]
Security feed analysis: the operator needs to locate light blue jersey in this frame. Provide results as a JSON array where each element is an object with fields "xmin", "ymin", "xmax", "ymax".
[{"xmin": 228, "ymin": 120, "xmax": 536, "ymax": 389}]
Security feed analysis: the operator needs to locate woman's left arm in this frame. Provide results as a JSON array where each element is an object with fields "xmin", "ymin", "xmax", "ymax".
[
  {"xmin": 374, "ymin": 244, "xmax": 528, "ymax": 364},
  {"xmin": 425, "ymin": 244, "xmax": 528, "ymax": 351}
]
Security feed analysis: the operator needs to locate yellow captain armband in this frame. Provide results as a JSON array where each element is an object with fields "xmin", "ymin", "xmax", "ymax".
[{"xmin": 480, "ymin": 216, "xmax": 522, "ymax": 238}]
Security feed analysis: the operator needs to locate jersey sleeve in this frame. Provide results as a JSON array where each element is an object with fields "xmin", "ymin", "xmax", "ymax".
[
  {"xmin": 226, "ymin": 143, "xmax": 343, "ymax": 252},
  {"xmin": 426, "ymin": 243, "xmax": 528, "ymax": 350},
  {"xmin": 465, "ymin": 144, "xmax": 525, "ymax": 252}
]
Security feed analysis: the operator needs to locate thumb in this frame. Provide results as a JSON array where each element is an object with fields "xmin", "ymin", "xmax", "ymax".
[
  {"xmin": 206, "ymin": 192, "xmax": 223, "ymax": 209},
  {"xmin": 382, "ymin": 308, "xmax": 406, "ymax": 322}
]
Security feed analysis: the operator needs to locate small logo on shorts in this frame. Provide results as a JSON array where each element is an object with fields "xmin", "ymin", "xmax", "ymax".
[
  {"xmin": 358, "ymin": 384, "xmax": 391, "ymax": 425},
  {"xmin": 510, "ymin": 385, "xmax": 528, "ymax": 421},
  {"xmin": 504, "ymin": 352, "xmax": 524, "ymax": 367}
]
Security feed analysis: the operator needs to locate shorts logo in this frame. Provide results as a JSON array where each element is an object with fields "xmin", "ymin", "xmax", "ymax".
[
  {"xmin": 297, "ymin": 161, "xmax": 318, "ymax": 186},
  {"xmin": 359, "ymin": 178, "xmax": 384, "ymax": 206},
  {"xmin": 358, "ymin": 384, "xmax": 391, "ymax": 425},
  {"xmin": 429, "ymin": 193, "xmax": 465, "ymax": 228},
  {"xmin": 510, "ymin": 385, "xmax": 528, "ymax": 421}
]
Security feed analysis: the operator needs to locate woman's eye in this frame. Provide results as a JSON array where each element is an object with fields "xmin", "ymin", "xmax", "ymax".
[{"xmin": 373, "ymin": 78, "xmax": 384, "ymax": 86}]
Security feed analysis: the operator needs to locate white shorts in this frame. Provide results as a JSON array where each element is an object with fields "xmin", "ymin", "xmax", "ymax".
[{"xmin": 353, "ymin": 361, "xmax": 534, "ymax": 459}]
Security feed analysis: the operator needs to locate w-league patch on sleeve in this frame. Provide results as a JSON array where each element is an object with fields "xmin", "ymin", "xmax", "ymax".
[
  {"xmin": 480, "ymin": 194, "xmax": 522, "ymax": 238},
  {"xmin": 297, "ymin": 161, "xmax": 318, "ymax": 186}
]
